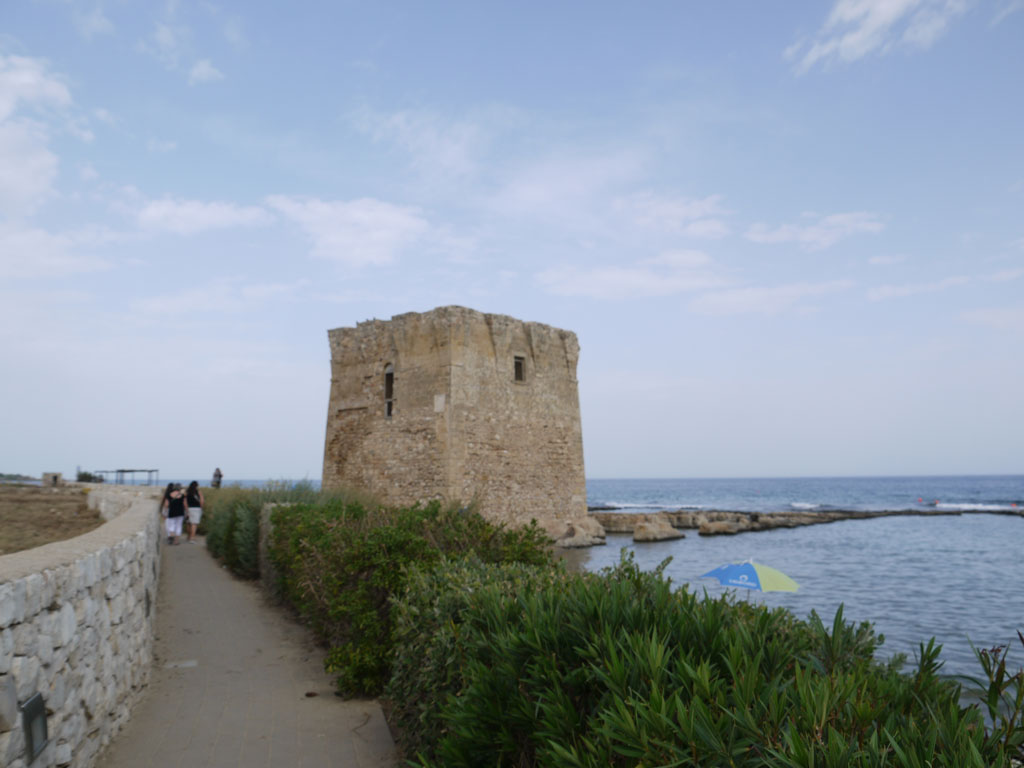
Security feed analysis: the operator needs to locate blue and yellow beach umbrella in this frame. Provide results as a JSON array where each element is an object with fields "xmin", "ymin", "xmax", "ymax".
[{"xmin": 701, "ymin": 560, "xmax": 799, "ymax": 593}]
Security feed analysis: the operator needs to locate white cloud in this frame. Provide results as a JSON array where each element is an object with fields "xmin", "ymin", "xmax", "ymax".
[
  {"xmin": 0, "ymin": 55, "xmax": 84, "ymax": 217},
  {"xmin": 868, "ymin": 254, "xmax": 906, "ymax": 265},
  {"xmin": 93, "ymin": 107, "xmax": 116, "ymax": 125},
  {"xmin": 690, "ymin": 280, "xmax": 854, "ymax": 315},
  {"xmin": 140, "ymin": 20, "xmax": 221, "ymax": 84},
  {"xmin": 644, "ymin": 249, "xmax": 713, "ymax": 269},
  {"xmin": 141, "ymin": 23, "xmax": 187, "ymax": 69},
  {"xmin": 75, "ymin": 8, "xmax": 114, "ymax": 40},
  {"xmin": 746, "ymin": 211, "xmax": 884, "ymax": 250},
  {"xmin": 0, "ymin": 54, "xmax": 72, "ymax": 121},
  {"xmin": 615, "ymin": 192, "xmax": 731, "ymax": 239},
  {"xmin": 353, "ymin": 108, "xmax": 484, "ymax": 177},
  {"xmin": 866, "ymin": 275, "xmax": 969, "ymax": 301},
  {"xmin": 986, "ymin": 268, "xmax": 1024, "ymax": 282},
  {"xmin": 488, "ymin": 150, "xmax": 644, "ymax": 226},
  {"xmin": 133, "ymin": 279, "xmax": 309, "ymax": 316},
  {"xmin": 537, "ymin": 250, "xmax": 723, "ymax": 300},
  {"xmin": 962, "ymin": 305, "xmax": 1024, "ymax": 331},
  {"xmin": 138, "ymin": 198, "xmax": 273, "ymax": 235},
  {"xmin": 266, "ymin": 195, "xmax": 430, "ymax": 267},
  {"xmin": 868, "ymin": 269, "xmax": 1021, "ymax": 301},
  {"xmin": 789, "ymin": 0, "xmax": 970, "ymax": 72},
  {"xmin": 0, "ymin": 119, "xmax": 58, "ymax": 217},
  {"xmin": 0, "ymin": 222, "xmax": 110, "ymax": 278},
  {"xmin": 188, "ymin": 59, "xmax": 224, "ymax": 85},
  {"xmin": 992, "ymin": 0, "xmax": 1024, "ymax": 24},
  {"xmin": 223, "ymin": 18, "xmax": 248, "ymax": 49},
  {"xmin": 146, "ymin": 137, "xmax": 177, "ymax": 153}
]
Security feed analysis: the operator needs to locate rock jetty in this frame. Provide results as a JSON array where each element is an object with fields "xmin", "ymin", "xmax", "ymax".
[{"xmin": 590, "ymin": 506, "xmax": 1024, "ymax": 539}]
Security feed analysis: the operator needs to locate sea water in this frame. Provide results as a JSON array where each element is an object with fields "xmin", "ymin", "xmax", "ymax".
[
  {"xmin": 586, "ymin": 475, "xmax": 1023, "ymax": 514},
  {"xmin": 568, "ymin": 475, "xmax": 1024, "ymax": 680}
]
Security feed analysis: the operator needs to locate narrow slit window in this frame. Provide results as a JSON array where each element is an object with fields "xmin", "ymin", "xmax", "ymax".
[
  {"xmin": 384, "ymin": 364, "xmax": 394, "ymax": 418},
  {"xmin": 514, "ymin": 356, "xmax": 525, "ymax": 382}
]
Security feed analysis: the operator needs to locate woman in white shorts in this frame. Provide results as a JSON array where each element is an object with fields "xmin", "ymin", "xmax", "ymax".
[
  {"xmin": 162, "ymin": 484, "xmax": 186, "ymax": 545},
  {"xmin": 185, "ymin": 480, "xmax": 204, "ymax": 543}
]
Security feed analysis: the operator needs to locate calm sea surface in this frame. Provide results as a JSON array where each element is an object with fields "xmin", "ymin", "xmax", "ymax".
[{"xmin": 567, "ymin": 476, "xmax": 1024, "ymax": 680}]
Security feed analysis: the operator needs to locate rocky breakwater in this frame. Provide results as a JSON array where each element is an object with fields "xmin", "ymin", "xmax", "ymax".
[
  {"xmin": 0, "ymin": 484, "xmax": 162, "ymax": 768},
  {"xmin": 591, "ymin": 512, "xmax": 683, "ymax": 542},
  {"xmin": 590, "ymin": 506, "xmax": 1022, "ymax": 538}
]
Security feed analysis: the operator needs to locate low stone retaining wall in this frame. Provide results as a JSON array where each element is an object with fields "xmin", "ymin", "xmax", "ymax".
[{"xmin": 0, "ymin": 485, "xmax": 162, "ymax": 768}]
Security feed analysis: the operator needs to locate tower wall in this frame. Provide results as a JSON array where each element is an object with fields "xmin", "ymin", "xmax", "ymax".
[{"xmin": 322, "ymin": 306, "xmax": 586, "ymax": 530}]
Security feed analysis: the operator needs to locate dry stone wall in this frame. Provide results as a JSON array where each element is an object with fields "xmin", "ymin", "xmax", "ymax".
[
  {"xmin": 0, "ymin": 485, "xmax": 162, "ymax": 768},
  {"xmin": 323, "ymin": 306, "xmax": 599, "ymax": 544}
]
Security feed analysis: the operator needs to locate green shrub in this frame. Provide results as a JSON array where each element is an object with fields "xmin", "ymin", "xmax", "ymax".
[
  {"xmin": 389, "ymin": 552, "xmax": 1021, "ymax": 768},
  {"xmin": 230, "ymin": 504, "xmax": 261, "ymax": 579},
  {"xmin": 267, "ymin": 499, "xmax": 553, "ymax": 697},
  {"xmin": 202, "ymin": 481, "xmax": 369, "ymax": 579},
  {"xmin": 387, "ymin": 557, "xmax": 572, "ymax": 757}
]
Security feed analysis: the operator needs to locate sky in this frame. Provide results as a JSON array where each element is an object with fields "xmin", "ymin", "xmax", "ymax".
[{"xmin": 2, "ymin": 0, "xmax": 1023, "ymax": 482}]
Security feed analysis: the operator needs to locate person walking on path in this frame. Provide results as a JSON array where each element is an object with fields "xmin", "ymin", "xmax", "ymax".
[
  {"xmin": 211, "ymin": 467, "xmax": 223, "ymax": 488},
  {"xmin": 162, "ymin": 483, "xmax": 186, "ymax": 545},
  {"xmin": 185, "ymin": 480, "xmax": 204, "ymax": 543}
]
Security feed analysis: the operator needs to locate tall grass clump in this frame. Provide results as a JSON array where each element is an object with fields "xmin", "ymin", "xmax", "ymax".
[
  {"xmin": 202, "ymin": 480, "xmax": 373, "ymax": 579},
  {"xmin": 388, "ymin": 552, "xmax": 1024, "ymax": 768},
  {"xmin": 267, "ymin": 499, "xmax": 552, "ymax": 698}
]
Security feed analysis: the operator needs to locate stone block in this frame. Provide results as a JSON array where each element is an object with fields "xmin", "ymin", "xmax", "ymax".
[
  {"xmin": 98, "ymin": 548, "xmax": 113, "ymax": 580},
  {"xmin": 11, "ymin": 623, "xmax": 35, "ymax": 657},
  {"xmin": 59, "ymin": 708, "xmax": 83, "ymax": 746},
  {"xmin": 10, "ymin": 656, "xmax": 40, "ymax": 700},
  {"xmin": 0, "ymin": 727, "xmax": 26, "ymax": 766},
  {"xmin": 55, "ymin": 741, "xmax": 72, "ymax": 766},
  {"xmin": 55, "ymin": 604, "xmax": 76, "ymax": 648},
  {"xmin": 46, "ymin": 671, "xmax": 66, "ymax": 712},
  {"xmin": 0, "ymin": 582, "xmax": 26, "ymax": 629},
  {"xmin": 109, "ymin": 594, "xmax": 125, "ymax": 625},
  {"xmin": 22, "ymin": 574, "xmax": 42, "ymax": 618},
  {"xmin": 0, "ymin": 629, "xmax": 12, "ymax": 674},
  {"xmin": 37, "ymin": 634, "xmax": 53, "ymax": 668},
  {"xmin": 104, "ymin": 570, "xmax": 122, "ymax": 600},
  {"xmin": 80, "ymin": 678, "xmax": 98, "ymax": 718},
  {"xmin": 0, "ymin": 674, "xmax": 19, "ymax": 731},
  {"xmin": 39, "ymin": 572, "xmax": 56, "ymax": 612}
]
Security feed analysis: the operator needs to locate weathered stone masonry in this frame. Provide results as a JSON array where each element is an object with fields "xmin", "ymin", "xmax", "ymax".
[
  {"xmin": 323, "ymin": 306, "xmax": 602, "ymax": 544},
  {"xmin": 0, "ymin": 485, "xmax": 161, "ymax": 768}
]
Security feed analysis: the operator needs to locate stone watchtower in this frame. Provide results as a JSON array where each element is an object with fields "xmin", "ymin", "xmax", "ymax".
[{"xmin": 322, "ymin": 306, "xmax": 597, "ymax": 541}]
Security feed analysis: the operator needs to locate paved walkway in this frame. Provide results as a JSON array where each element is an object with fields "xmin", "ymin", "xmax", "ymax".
[{"xmin": 96, "ymin": 538, "xmax": 396, "ymax": 768}]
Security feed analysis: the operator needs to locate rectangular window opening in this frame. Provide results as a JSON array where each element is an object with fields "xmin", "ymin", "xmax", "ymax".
[{"xmin": 514, "ymin": 356, "xmax": 525, "ymax": 382}]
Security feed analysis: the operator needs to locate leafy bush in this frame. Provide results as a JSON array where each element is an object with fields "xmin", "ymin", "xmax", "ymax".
[
  {"xmin": 203, "ymin": 485, "xmax": 256, "ymax": 566},
  {"xmin": 387, "ymin": 557, "xmax": 571, "ymax": 756},
  {"xmin": 267, "ymin": 499, "xmax": 553, "ymax": 697},
  {"xmin": 389, "ymin": 552, "xmax": 1022, "ymax": 768},
  {"xmin": 202, "ymin": 481, "xmax": 365, "ymax": 578}
]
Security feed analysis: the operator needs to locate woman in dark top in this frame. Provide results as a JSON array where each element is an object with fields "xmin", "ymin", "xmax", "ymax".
[
  {"xmin": 185, "ymin": 481, "xmax": 204, "ymax": 543},
  {"xmin": 161, "ymin": 483, "xmax": 186, "ymax": 545}
]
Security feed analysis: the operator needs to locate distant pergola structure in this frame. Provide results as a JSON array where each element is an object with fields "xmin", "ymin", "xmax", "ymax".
[{"xmin": 92, "ymin": 469, "xmax": 161, "ymax": 486}]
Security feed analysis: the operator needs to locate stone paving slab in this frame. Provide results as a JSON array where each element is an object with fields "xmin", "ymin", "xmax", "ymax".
[{"xmin": 96, "ymin": 538, "xmax": 396, "ymax": 768}]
